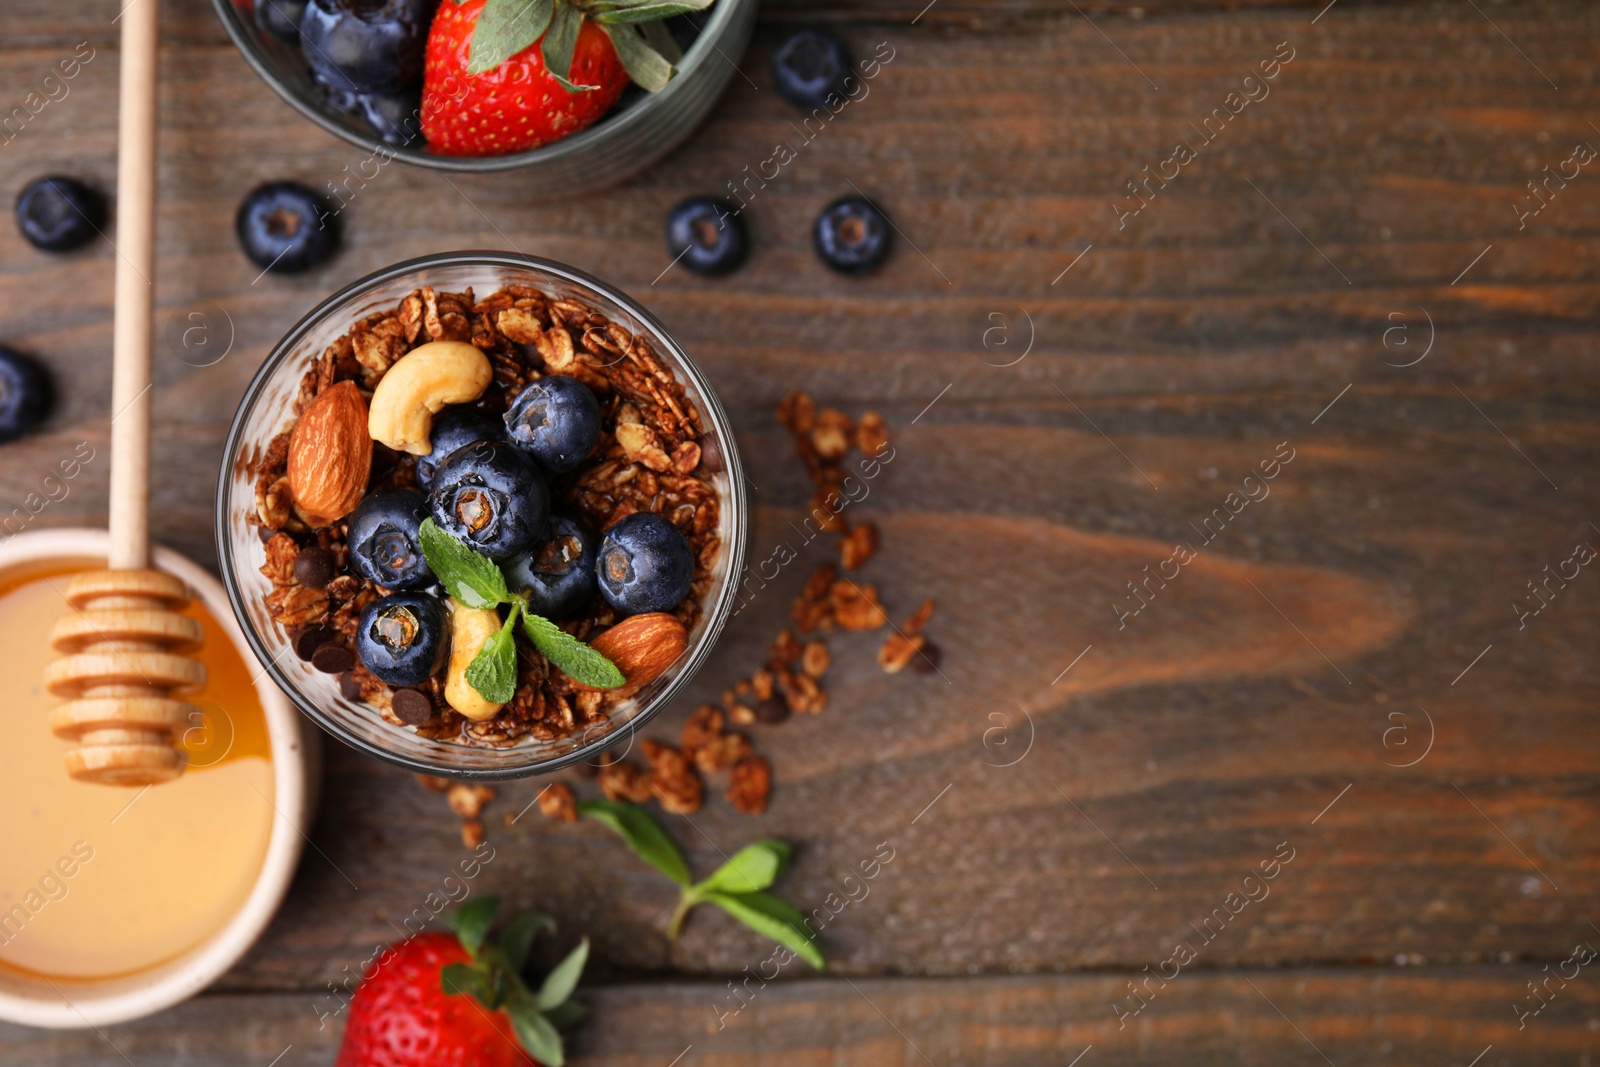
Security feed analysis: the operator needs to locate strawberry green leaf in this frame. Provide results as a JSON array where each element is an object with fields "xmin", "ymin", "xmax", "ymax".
[
  {"xmin": 441, "ymin": 895, "xmax": 501, "ymax": 957},
  {"xmin": 418, "ymin": 519, "xmax": 511, "ymax": 609},
  {"xmin": 521, "ymin": 612, "xmax": 625, "ymax": 689},
  {"xmin": 508, "ymin": 1005, "xmax": 566, "ymax": 1067},
  {"xmin": 586, "ymin": 0, "xmax": 713, "ymax": 23},
  {"xmin": 536, "ymin": 938, "xmax": 589, "ymax": 1010},
  {"xmin": 541, "ymin": 3, "xmax": 600, "ymax": 94},
  {"xmin": 469, "ymin": 0, "xmax": 556, "ymax": 76},
  {"xmin": 497, "ymin": 912, "xmax": 557, "ymax": 973},
  {"xmin": 577, "ymin": 798, "xmax": 692, "ymax": 886},
  {"xmin": 543, "ymin": 999, "xmax": 588, "ymax": 1030},
  {"xmin": 598, "ymin": 22, "xmax": 676, "ymax": 92},
  {"xmin": 466, "ymin": 608, "xmax": 519, "ymax": 703},
  {"xmin": 638, "ymin": 18, "xmax": 682, "ymax": 64},
  {"xmin": 703, "ymin": 890, "xmax": 825, "ymax": 970},
  {"xmin": 440, "ymin": 961, "xmax": 496, "ymax": 1008},
  {"xmin": 693, "ymin": 840, "xmax": 791, "ymax": 897}
]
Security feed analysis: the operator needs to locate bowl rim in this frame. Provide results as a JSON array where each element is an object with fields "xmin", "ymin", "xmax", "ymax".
[
  {"xmin": 209, "ymin": 0, "xmax": 751, "ymax": 173},
  {"xmin": 216, "ymin": 250, "xmax": 747, "ymax": 780},
  {"xmin": 0, "ymin": 527, "xmax": 312, "ymax": 1029}
]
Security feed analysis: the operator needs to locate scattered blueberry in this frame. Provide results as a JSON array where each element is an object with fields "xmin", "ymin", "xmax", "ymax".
[
  {"xmin": 353, "ymin": 85, "xmax": 424, "ymax": 147},
  {"xmin": 347, "ymin": 488, "xmax": 433, "ymax": 589},
  {"xmin": 254, "ymin": 0, "xmax": 308, "ymax": 42},
  {"xmin": 0, "ymin": 347, "xmax": 53, "ymax": 444},
  {"xmin": 665, "ymin": 197, "xmax": 747, "ymax": 277},
  {"xmin": 814, "ymin": 195, "xmax": 891, "ymax": 275},
  {"xmin": 596, "ymin": 512, "xmax": 693, "ymax": 616},
  {"xmin": 771, "ymin": 30, "xmax": 852, "ymax": 111},
  {"xmin": 503, "ymin": 376, "xmax": 601, "ymax": 474},
  {"xmin": 416, "ymin": 407, "xmax": 502, "ymax": 490},
  {"xmin": 505, "ymin": 514, "xmax": 597, "ymax": 620},
  {"xmin": 235, "ymin": 182, "xmax": 338, "ymax": 274},
  {"xmin": 15, "ymin": 176, "xmax": 104, "ymax": 253},
  {"xmin": 299, "ymin": 0, "xmax": 432, "ymax": 96},
  {"xmin": 355, "ymin": 591, "xmax": 448, "ymax": 688},
  {"xmin": 428, "ymin": 440, "xmax": 549, "ymax": 561}
]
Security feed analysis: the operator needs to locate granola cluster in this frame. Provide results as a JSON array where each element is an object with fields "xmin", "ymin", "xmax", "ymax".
[{"xmin": 250, "ymin": 283, "xmax": 724, "ymax": 748}]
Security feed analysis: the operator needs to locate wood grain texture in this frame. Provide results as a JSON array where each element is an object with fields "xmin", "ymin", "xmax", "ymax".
[
  {"xmin": 2, "ymin": 969, "xmax": 1596, "ymax": 1065},
  {"xmin": 0, "ymin": 0, "xmax": 1596, "ymax": 1060}
]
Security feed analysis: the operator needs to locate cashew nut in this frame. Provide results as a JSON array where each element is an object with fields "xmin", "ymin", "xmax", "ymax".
[
  {"xmin": 444, "ymin": 598, "xmax": 506, "ymax": 721},
  {"xmin": 367, "ymin": 341, "xmax": 493, "ymax": 455}
]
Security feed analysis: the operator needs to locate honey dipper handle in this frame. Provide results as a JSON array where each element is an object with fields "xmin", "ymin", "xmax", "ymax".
[{"xmin": 108, "ymin": 0, "xmax": 160, "ymax": 570}]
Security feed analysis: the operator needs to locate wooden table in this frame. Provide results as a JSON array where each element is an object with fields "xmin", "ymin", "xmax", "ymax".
[{"xmin": 3, "ymin": 0, "xmax": 1598, "ymax": 1062}]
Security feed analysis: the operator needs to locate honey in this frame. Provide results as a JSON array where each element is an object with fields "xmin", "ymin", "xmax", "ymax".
[{"xmin": 0, "ymin": 561, "xmax": 276, "ymax": 980}]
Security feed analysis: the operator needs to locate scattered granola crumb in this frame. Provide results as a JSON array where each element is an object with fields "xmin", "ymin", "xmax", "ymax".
[
  {"xmin": 801, "ymin": 639, "xmax": 831, "ymax": 679},
  {"xmin": 538, "ymin": 783, "xmax": 578, "ymax": 823},
  {"xmin": 728, "ymin": 702, "xmax": 758, "ymax": 726},
  {"xmin": 840, "ymin": 522, "xmax": 878, "ymax": 570},
  {"xmin": 831, "ymin": 580, "xmax": 887, "ymax": 631},
  {"xmin": 446, "ymin": 782, "xmax": 497, "ymax": 818},
  {"xmin": 415, "ymin": 774, "xmax": 451, "ymax": 792},
  {"xmin": 727, "ymin": 756, "xmax": 772, "ymax": 815},
  {"xmin": 879, "ymin": 630, "xmax": 927, "ymax": 674},
  {"xmin": 599, "ymin": 758, "xmax": 653, "ymax": 804},
  {"xmin": 857, "ymin": 411, "xmax": 888, "ymax": 457},
  {"xmin": 643, "ymin": 739, "xmax": 703, "ymax": 814},
  {"xmin": 460, "ymin": 819, "xmax": 485, "ymax": 849}
]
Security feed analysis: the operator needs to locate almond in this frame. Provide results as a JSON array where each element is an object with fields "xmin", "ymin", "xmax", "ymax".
[
  {"xmin": 287, "ymin": 381, "xmax": 372, "ymax": 526},
  {"xmin": 580, "ymin": 612, "xmax": 687, "ymax": 694}
]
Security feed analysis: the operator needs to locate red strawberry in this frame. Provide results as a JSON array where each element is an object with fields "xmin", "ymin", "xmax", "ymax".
[
  {"xmin": 420, "ymin": 0, "xmax": 628, "ymax": 157},
  {"xmin": 337, "ymin": 898, "xmax": 589, "ymax": 1067}
]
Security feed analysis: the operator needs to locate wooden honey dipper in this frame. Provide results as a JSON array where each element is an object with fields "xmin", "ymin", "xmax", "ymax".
[{"xmin": 41, "ymin": 0, "xmax": 206, "ymax": 786}]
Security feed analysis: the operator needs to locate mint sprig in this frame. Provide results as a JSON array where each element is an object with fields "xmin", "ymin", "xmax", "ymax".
[
  {"xmin": 417, "ymin": 519, "xmax": 624, "ymax": 698},
  {"xmin": 578, "ymin": 799, "xmax": 824, "ymax": 969},
  {"xmin": 460, "ymin": 0, "xmax": 715, "ymax": 93},
  {"xmin": 439, "ymin": 898, "xmax": 588, "ymax": 1067}
]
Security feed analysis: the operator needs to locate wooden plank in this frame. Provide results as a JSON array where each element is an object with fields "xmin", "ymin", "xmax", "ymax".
[{"xmin": 2, "ymin": 969, "xmax": 1594, "ymax": 1065}]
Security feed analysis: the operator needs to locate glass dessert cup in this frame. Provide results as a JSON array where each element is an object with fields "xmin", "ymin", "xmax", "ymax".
[
  {"xmin": 217, "ymin": 251, "xmax": 747, "ymax": 781},
  {"xmin": 0, "ymin": 528, "xmax": 314, "ymax": 1029},
  {"xmin": 209, "ymin": 0, "xmax": 758, "ymax": 188}
]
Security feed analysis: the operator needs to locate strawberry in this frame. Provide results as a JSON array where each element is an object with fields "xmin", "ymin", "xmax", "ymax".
[
  {"xmin": 337, "ymin": 898, "xmax": 589, "ymax": 1067},
  {"xmin": 420, "ymin": 0, "xmax": 713, "ymax": 157}
]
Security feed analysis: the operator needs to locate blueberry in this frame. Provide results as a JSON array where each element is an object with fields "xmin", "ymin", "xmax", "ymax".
[
  {"xmin": 299, "ymin": 0, "xmax": 431, "ymax": 96},
  {"xmin": 254, "ymin": 0, "xmax": 308, "ymax": 41},
  {"xmin": 347, "ymin": 488, "xmax": 432, "ymax": 589},
  {"xmin": 596, "ymin": 512, "xmax": 693, "ymax": 616},
  {"xmin": 503, "ymin": 376, "xmax": 601, "ymax": 475},
  {"xmin": 665, "ymin": 197, "xmax": 748, "ymax": 277},
  {"xmin": 0, "ymin": 347, "xmax": 52, "ymax": 444},
  {"xmin": 15, "ymin": 176, "xmax": 104, "ymax": 253},
  {"xmin": 428, "ymin": 441, "xmax": 549, "ymax": 561},
  {"xmin": 235, "ymin": 182, "xmax": 338, "ymax": 274},
  {"xmin": 417, "ymin": 408, "xmax": 502, "ymax": 491},
  {"xmin": 354, "ymin": 591, "xmax": 448, "ymax": 688},
  {"xmin": 771, "ymin": 30, "xmax": 852, "ymax": 111},
  {"xmin": 353, "ymin": 85, "xmax": 424, "ymax": 147},
  {"xmin": 814, "ymin": 195, "xmax": 891, "ymax": 275},
  {"xmin": 505, "ymin": 514, "xmax": 597, "ymax": 620}
]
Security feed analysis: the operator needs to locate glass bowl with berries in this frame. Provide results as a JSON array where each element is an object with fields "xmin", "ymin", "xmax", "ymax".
[
  {"xmin": 217, "ymin": 251, "xmax": 746, "ymax": 778},
  {"xmin": 211, "ymin": 0, "xmax": 755, "ymax": 187}
]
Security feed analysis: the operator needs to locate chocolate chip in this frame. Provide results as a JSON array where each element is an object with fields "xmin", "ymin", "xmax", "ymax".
[
  {"xmin": 911, "ymin": 641, "xmax": 942, "ymax": 674},
  {"xmin": 293, "ymin": 625, "xmax": 334, "ymax": 661},
  {"xmin": 257, "ymin": 525, "xmax": 277, "ymax": 544},
  {"xmin": 337, "ymin": 670, "xmax": 364, "ymax": 702},
  {"xmin": 391, "ymin": 688, "xmax": 433, "ymax": 725},
  {"xmin": 699, "ymin": 434, "xmax": 725, "ymax": 473},
  {"xmin": 754, "ymin": 696, "xmax": 790, "ymax": 724},
  {"xmin": 310, "ymin": 642, "xmax": 355, "ymax": 674},
  {"xmin": 294, "ymin": 546, "xmax": 337, "ymax": 590}
]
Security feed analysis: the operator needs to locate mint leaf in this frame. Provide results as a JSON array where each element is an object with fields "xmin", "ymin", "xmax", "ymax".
[
  {"xmin": 441, "ymin": 895, "xmax": 500, "ymax": 957},
  {"xmin": 507, "ymin": 1003, "xmax": 565, "ymax": 1067},
  {"xmin": 693, "ymin": 840, "xmax": 790, "ymax": 897},
  {"xmin": 704, "ymin": 890, "xmax": 825, "ymax": 970},
  {"xmin": 497, "ymin": 912, "xmax": 556, "ymax": 973},
  {"xmin": 419, "ymin": 519, "xmax": 511, "ymax": 609},
  {"xmin": 466, "ymin": 608, "xmax": 519, "ymax": 703},
  {"xmin": 536, "ymin": 938, "xmax": 589, "ymax": 1010},
  {"xmin": 521, "ymin": 612, "xmax": 625, "ymax": 689},
  {"xmin": 541, "ymin": 3, "xmax": 599, "ymax": 93},
  {"xmin": 598, "ymin": 22, "xmax": 676, "ymax": 92},
  {"xmin": 468, "ymin": 0, "xmax": 555, "ymax": 76},
  {"xmin": 577, "ymin": 798, "xmax": 692, "ymax": 886}
]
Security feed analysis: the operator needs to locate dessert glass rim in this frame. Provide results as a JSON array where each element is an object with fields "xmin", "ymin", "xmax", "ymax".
[
  {"xmin": 209, "ymin": 0, "xmax": 751, "ymax": 174},
  {"xmin": 215, "ymin": 249, "xmax": 747, "ymax": 779}
]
